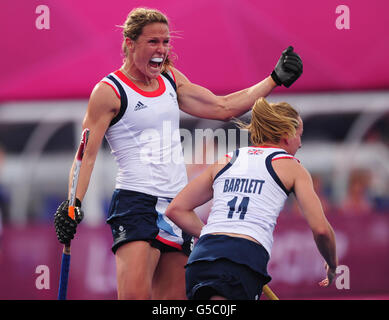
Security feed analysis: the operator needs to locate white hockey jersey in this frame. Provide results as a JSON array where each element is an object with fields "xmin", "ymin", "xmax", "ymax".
[
  {"xmin": 101, "ymin": 69, "xmax": 187, "ymax": 198},
  {"xmin": 200, "ymin": 146, "xmax": 298, "ymax": 256}
]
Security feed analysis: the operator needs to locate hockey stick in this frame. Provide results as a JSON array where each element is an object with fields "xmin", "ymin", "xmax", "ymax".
[
  {"xmin": 58, "ymin": 128, "xmax": 90, "ymax": 300},
  {"xmin": 263, "ymin": 284, "xmax": 279, "ymax": 300}
]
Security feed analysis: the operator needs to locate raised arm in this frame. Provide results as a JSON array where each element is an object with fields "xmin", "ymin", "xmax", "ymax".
[
  {"xmin": 175, "ymin": 69, "xmax": 276, "ymax": 121},
  {"xmin": 173, "ymin": 46, "xmax": 303, "ymax": 121}
]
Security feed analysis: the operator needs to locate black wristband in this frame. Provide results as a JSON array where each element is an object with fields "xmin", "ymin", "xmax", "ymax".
[{"xmin": 270, "ymin": 70, "xmax": 282, "ymax": 86}]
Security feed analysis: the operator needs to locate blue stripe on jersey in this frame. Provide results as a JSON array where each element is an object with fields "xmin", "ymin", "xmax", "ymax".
[
  {"xmin": 213, "ymin": 149, "xmax": 240, "ymax": 182},
  {"xmin": 161, "ymin": 72, "xmax": 177, "ymax": 92},
  {"xmin": 265, "ymin": 151, "xmax": 291, "ymax": 196},
  {"xmin": 107, "ymin": 75, "xmax": 128, "ymax": 127}
]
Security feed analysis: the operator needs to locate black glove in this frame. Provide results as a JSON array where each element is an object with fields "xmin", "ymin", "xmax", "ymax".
[
  {"xmin": 54, "ymin": 199, "xmax": 83, "ymax": 245},
  {"xmin": 271, "ymin": 46, "xmax": 303, "ymax": 88}
]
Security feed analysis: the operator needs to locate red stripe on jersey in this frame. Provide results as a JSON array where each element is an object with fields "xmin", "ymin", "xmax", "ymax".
[
  {"xmin": 114, "ymin": 70, "xmax": 166, "ymax": 97},
  {"xmin": 156, "ymin": 235, "xmax": 183, "ymax": 250},
  {"xmin": 250, "ymin": 145, "xmax": 279, "ymax": 148},
  {"xmin": 100, "ymin": 81, "xmax": 120, "ymax": 99},
  {"xmin": 169, "ymin": 68, "xmax": 176, "ymax": 83},
  {"xmin": 272, "ymin": 156, "xmax": 300, "ymax": 163}
]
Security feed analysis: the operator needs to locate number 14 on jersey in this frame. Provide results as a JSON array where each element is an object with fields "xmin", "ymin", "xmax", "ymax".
[{"xmin": 227, "ymin": 196, "xmax": 250, "ymax": 220}]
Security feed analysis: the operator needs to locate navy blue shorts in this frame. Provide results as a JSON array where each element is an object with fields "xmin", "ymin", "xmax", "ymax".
[
  {"xmin": 185, "ymin": 234, "xmax": 271, "ymax": 300},
  {"xmin": 106, "ymin": 189, "xmax": 193, "ymax": 255}
]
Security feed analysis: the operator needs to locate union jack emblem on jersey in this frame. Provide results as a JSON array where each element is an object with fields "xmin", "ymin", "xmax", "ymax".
[{"xmin": 248, "ymin": 149, "xmax": 264, "ymax": 155}]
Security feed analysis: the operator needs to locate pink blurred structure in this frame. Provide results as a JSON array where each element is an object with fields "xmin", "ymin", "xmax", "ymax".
[
  {"xmin": 0, "ymin": 214, "xmax": 388, "ymax": 300},
  {"xmin": 1, "ymin": 0, "xmax": 388, "ymax": 102}
]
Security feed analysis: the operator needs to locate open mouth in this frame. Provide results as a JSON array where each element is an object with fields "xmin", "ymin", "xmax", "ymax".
[{"xmin": 149, "ymin": 57, "xmax": 164, "ymax": 69}]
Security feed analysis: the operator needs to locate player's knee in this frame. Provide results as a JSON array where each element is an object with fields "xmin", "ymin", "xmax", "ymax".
[
  {"xmin": 117, "ymin": 273, "xmax": 153, "ymax": 300},
  {"xmin": 118, "ymin": 286, "xmax": 152, "ymax": 300},
  {"xmin": 153, "ymin": 287, "xmax": 187, "ymax": 300}
]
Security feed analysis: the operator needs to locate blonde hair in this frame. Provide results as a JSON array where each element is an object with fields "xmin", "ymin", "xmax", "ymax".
[
  {"xmin": 236, "ymin": 98, "xmax": 300, "ymax": 145},
  {"xmin": 119, "ymin": 8, "xmax": 173, "ymax": 69}
]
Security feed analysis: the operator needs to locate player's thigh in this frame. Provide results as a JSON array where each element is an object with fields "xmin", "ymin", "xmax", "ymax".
[
  {"xmin": 152, "ymin": 251, "xmax": 188, "ymax": 299},
  {"xmin": 115, "ymin": 240, "xmax": 161, "ymax": 299}
]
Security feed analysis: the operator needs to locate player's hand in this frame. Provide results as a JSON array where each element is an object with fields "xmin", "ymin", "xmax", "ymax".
[
  {"xmin": 318, "ymin": 263, "xmax": 337, "ymax": 287},
  {"xmin": 271, "ymin": 46, "xmax": 303, "ymax": 88},
  {"xmin": 54, "ymin": 199, "xmax": 83, "ymax": 245}
]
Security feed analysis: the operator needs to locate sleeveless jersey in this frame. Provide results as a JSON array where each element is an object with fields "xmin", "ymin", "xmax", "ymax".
[
  {"xmin": 200, "ymin": 146, "xmax": 298, "ymax": 256},
  {"xmin": 101, "ymin": 69, "xmax": 187, "ymax": 198}
]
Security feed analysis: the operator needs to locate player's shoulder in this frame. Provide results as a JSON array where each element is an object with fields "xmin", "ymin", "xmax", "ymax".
[
  {"xmin": 272, "ymin": 154, "xmax": 305, "ymax": 174},
  {"xmin": 279, "ymin": 158, "xmax": 312, "ymax": 183},
  {"xmin": 92, "ymin": 81, "xmax": 119, "ymax": 100},
  {"xmin": 170, "ymin": 67, "xmax": 190, "ymax": 86},
  {"xmin": 87, "ymin": 81, "xmax": 121, "ymax": 114}
]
